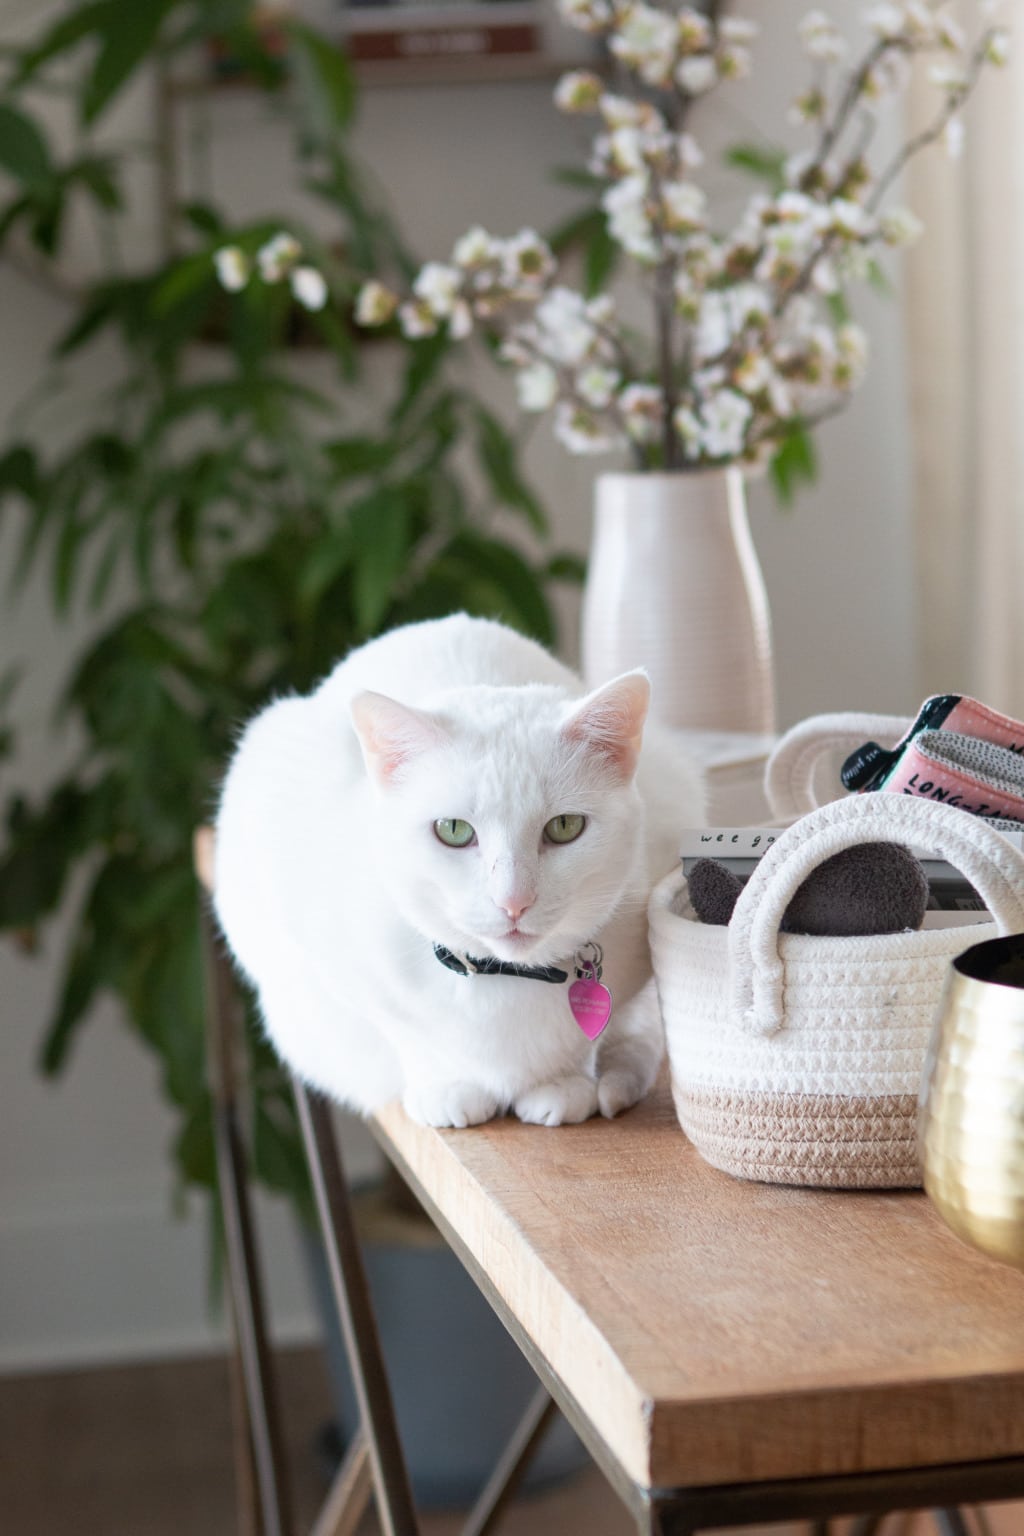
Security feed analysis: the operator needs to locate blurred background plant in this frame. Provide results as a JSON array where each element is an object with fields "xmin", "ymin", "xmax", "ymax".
[{"xmin": 0, "ymin": 0, "xmax": 578, "ymax": 1228}]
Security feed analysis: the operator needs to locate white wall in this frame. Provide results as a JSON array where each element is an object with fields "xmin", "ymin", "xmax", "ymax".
[{"xmin": 0, "ymin": 5, "xmax": 918, "ymax": 1371}]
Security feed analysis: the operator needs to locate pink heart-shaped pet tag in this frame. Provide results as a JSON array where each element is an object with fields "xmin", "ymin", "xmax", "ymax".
[{"xmin": 568, "ymin": 977, "xmax": 612, "ymax": 1040}]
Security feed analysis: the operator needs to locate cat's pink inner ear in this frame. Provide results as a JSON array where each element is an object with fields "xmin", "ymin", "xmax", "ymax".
[
  {"xmin": 563, "ymin": 671, "xmax": 651, "ymax": 780},
  {"xmin": 350, "ymin": 691, "xmax": 447, "ymax": 786}
]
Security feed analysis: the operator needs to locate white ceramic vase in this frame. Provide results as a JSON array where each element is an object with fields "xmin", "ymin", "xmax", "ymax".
[{"xmin": 580, "ymin": 468, "xmax": 776, "ymax": 734}]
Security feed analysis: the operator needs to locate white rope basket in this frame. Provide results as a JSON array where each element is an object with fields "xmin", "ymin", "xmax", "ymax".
[{"xmin": 649, "ymin": 795, "xmax": 1024, "ymax": 1188}]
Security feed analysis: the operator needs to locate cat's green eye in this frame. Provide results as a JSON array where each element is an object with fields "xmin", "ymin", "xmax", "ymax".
[
  {"xmin": 544, "ymin": 813, "xmax": 586, "ymax": 846},
  {"xmin": 433, "ymin": 818, "xmax": 476, "ymax": 848}
]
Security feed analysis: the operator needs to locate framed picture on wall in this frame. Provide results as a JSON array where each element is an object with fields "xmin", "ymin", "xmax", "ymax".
[
  {"xmin": 341, "ymin": 0, "xmax": 544, "ymax": 66},
  {"xmin": 335, "ymin": 0, "xmax": 598, "ymax": 79}
]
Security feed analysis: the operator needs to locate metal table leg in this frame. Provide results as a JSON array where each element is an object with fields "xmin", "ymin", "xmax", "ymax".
[
  {"xmin": 202, "ymin": 903, "xmax": 293, "ymax": 1536},
  {"xmin": 293, "ymin": 1079, "xmax": 421, "ymax": 1536}
]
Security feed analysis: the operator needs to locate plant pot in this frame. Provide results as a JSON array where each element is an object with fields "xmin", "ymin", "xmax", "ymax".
[
  {"xmin": 919, "ymin": 932, "xmax": 1024, "ymax": 1271},
  {"xmin": 301, "ymin": 1187, "xmax": 587, "ymax": 1508},
  {"xmin": 580, "ymin": 468, "xmax": 776, "ymax": 734}
]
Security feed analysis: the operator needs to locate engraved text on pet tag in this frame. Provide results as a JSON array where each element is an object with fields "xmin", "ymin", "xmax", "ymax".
[{"xmin": 569, "ymin": 942, "xmax": 612, "ymax": 1039}]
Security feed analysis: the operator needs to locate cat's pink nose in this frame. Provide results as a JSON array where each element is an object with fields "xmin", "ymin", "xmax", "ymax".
[{"xmin": 498, "ymin": 896, "xmax": 534, "ymax": 922}]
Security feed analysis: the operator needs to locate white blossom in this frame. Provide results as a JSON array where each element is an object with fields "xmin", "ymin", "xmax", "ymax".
[
  {"xmin": 929, "ymin": 61, "xmax": 969, "ymax": 89},
  {"xmin": 453, "ymin": 226, "xmax": 499, "ymax": 268},
  {"xmin": 733, "ymin": 352, "xmax": 774, "ymax": 394},
  {"xmin": 986, "ymin": 28, "xmax": 1010, "ymax": 65},
  {"xmin": 677, "ymin": 133, "xmax": 704, "ymax": 172},
  {"xmin": 676, "ymin": 54, "xmax": 718, "ymax": 94},
  {"xmin": 290, "ymin": 265, "xmax": 327, "ymax": 311},
  {"xmin": 936, "ymin": 13, "xmax": 966, "ymax": 50},
  {"xmin": 609, "ymin": 3, "xmax": 680, "ymax": 85},
  {"xmin": 448, "ymin": 300, "xmax": 473, "ymax": 339},
  {"xmin": 717, "ymin": 45, "xmax": 753, "ymax": 80},
  {"xmin": 836, "ymin": 322, "xmax": 870, "ymax": 385},
  {"xmin": 883, "ymin": 0, "xmax": 942, "ymax": 40},
  {"xmin": 696, "ymin": 292, "xmax": 733, "ymax": 359},
  {"xmin": 606, "ymin": 126, "xmax": 647, "ymax": 176},
  {"xmin": 673, "ymin": 404, "xmax": 702, "ymax": 458},
  {"xmin": 554, "ymin": 401, "xmax": 621, "ymax": 453},
  {"xmin": 880, "ymin": 206, "xmax": 924, "ymax": 245},
  {"xmin": 618, "ymin": 383, "xmax": 664, "ymax": 443},
  {"xmin": 355, "ymin": 279, "xmax": 398, "ymax": 326},
  {"xmin": 413, "ymin": 262, "xmax": 463, "ymax": 317},
  {"xmin": 554, "ymin": 70, "xmax": 604, "ymax": 112},
  {"xmin": 862, "ymin": 49, "xmax": 912, "ymax": 97},
  {"xmin": 586, "ymin": 293, "xmax": 616, "ymax": 327},
  {"xmin": 257, "ymin": 232, "xmax": 301, "ymax": 282},
  {"xmin": 557, "ymin": 0, "xmax": 613, "ymax": 34},
  {"xmin": 534, "ymin": 287, "xmax": 598, "ymax": 366},
  {"xmin": 677, "ymin": 7, "xmax": 712, "ymax": 51},
  {"xmin": 598, "ymin": 93, "xmax": 665, "ymax": 132},
  {"xmin": 502, "ymin": 229, "xmax": 556, "ymax": 290},
  {"xmin": 399, "ymin": 300, "xmax": 439, "ymax": 339},
  {"xmin": 945, "ymin": 118, "xmax": 966, "ymax": 158},
  {"xmin": 862, "ymin": 3, "xmax": 906, "ymax": 39},
  {"xmin": 577, "ymin": 364, "xmax": 621, "ymax": 408},
  {"xmin": 829, "ymin": 198, "xmax": 875, "ymax": 238},
  {"xmin": 701, "ymin": 389, "xmax": 754, "ymax": 457},
  {"xmin": 798, "ymin": 10, "xmax": 847, "ymax": 61},
  {"xmin": 661, "ymin": 180, "xmax": 708, "ymax": 235},
  {"xmin": 602, "ymin": 176, "xmax": 659, "ymax": 262},
  {"xmin": 517, "ymin": 362, "xmax": 559, "ymax": 411},
  {"xmin": 214, "ymin": 246, "xmax": 250, "ymax": 292}
]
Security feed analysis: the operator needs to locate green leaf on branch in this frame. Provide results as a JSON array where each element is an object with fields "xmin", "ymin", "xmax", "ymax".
[
  {"xmin": 726, "ymin": 142, "xmax": 788, "ymax": 193},
  {"xmin": 547, "ymin": 204, "xmax": 603, "ymax": 256},
  {"xmin": 81, "ymin": 0, "xmax": 173, "ymax": 125},
  {"xmin": 551, "ymin": 166, "xmax": 606, "ymax": 192},
  {"xmin": 770, "ymin": 423, "xmax": 818, "ymax": 506},
  {"xmin": 9, "ymin": 2, "xmax": 111, "ymax": 88},
  {"xmin": 175, "ymin": 1097, "xmax": 217, "ymax": 1191},
  {"xmin": 545, "ymin": 550, "xmax": 587, "ymax": 584},
  {"xmin": 72, "ymin": 154, "xmax": 122, "ymax": 210},
  {"xmin": 0, "ymin": 103, "xmax": 53, "ymax": 190},
  {"xmin": 475, "ymin": 408, "xmax": 547, "ymax": 534},
  {"xmin": 585, "ymin": 222, "xmax": 618, "ymax": 297},
  {"xmin": 287, "ymin": 21, "xmax": 356, "ymax": 138},
  {"xmin": 350, "ymin": 487, "xmax": 411, "ymax": 635},
  {"xmin": 0, "ymin": 444, "xmax": 40, "ymax": 501},
  {"xmin": 826, "ymin": 290, "xmax": 851, "ymax": 326},
  {"xmin": 435, "ymin": 532, "xmax": 556, "ymax": 647}
]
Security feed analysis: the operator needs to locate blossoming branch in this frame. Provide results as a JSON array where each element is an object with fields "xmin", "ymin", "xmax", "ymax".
[{"xmin": 218, "ymin": 2, "xmax": 1008, "ymax": 474}]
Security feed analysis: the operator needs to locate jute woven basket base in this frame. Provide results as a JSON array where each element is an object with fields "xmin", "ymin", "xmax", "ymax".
[{"xmin": 671, "ymin": 1082, "xmax": 922, "ymax": 1189}]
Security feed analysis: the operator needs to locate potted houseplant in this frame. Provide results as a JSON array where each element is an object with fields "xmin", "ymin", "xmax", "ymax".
[
  {"xmin": 0, "ymin": 0, "xmax": 583, "ymax": 1501},
  {"xmin": 339, "ymin": 0, "xmax": 1007, "ymax": 734}
]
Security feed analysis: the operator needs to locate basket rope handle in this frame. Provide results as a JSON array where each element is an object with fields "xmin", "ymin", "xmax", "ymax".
[
  {"xmin": 728, "ymin": 795, "xmax": 1024, "ymax": 1037},
  {"xmin": 765, "ymin": 711, "xmax": 912, "ymax": 820}
]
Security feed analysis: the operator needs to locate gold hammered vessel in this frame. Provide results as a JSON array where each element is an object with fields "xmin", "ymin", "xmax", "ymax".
[{"xmin": 919, "ymin": 931, "xmax": 1024, "ymax": 1270}]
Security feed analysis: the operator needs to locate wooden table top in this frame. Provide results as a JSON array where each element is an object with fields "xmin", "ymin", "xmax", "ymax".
[{"xmin": 372, "ymin": 1080, "xmax": 1024, "ymax": 1496}]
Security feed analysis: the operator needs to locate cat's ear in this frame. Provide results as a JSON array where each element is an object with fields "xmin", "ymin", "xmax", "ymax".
[
  {"xmin": 562, "ymin": 671, "xmax": 650, "ymax": 781},
  {"xmin": 350, "ymin": 691, "xmax": 448, "ymax": 787}
]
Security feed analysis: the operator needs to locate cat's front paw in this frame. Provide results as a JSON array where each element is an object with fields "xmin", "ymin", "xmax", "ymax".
[
  {"xmin": 597, "ymin": 1067, "xmax": 649, "ymax": 1119},
  {"xmin": 514, "ymin": 1074, "xmax": 598, "ymax": 1127},
  {"xmin": 402, "ymin": 1081, "xmax": 500, "ymax": 1129}
]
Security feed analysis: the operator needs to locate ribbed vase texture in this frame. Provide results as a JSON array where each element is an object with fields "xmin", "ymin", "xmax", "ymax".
[
  {"xmin": 919, "ymin": 939, "xmax": 1024, "ymax": 1270},
  {"xmin": 581, "ymin": 469, "xmax": 776, "ymax": 734}
]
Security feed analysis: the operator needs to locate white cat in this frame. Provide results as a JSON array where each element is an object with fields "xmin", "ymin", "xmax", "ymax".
[{"xmin": 214, "ymin": 614, "xmax": 703, "ymax": 1128}]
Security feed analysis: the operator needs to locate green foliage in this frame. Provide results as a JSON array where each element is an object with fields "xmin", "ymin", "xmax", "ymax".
[
  {"xmin": 769, "ymin": 422, "xmax": 818, "ymax": 506},
  {"xmin": 0, "ymin": 1, "xmax": 577, "ymax": 1217},
  {"xmin": 725, "ymin": 142, "xmax": 789, "ymax": 195}
]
